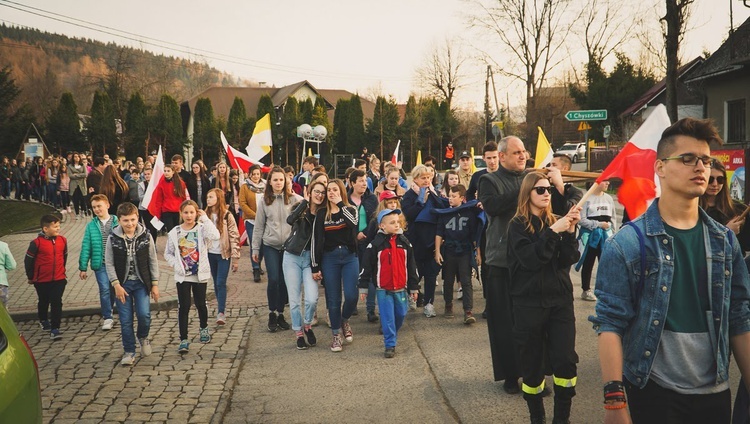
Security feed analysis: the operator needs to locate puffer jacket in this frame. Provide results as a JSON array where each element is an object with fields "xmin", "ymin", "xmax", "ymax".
[
  {"xmin": 79, "ymin": 215, "xmax": 119, "ymax": 271},
  {"xmin": 164, "ymin": 215, "xmax": 220, "ymax": 282}
]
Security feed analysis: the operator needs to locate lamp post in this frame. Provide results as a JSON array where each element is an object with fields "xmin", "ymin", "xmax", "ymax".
[{"xmin": 296, "ymin": 124, "xmax": 327, "ymax": 172}]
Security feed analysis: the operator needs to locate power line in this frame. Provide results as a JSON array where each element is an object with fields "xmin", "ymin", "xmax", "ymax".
[{"xmin": 0, "ymin": 0, "xmax": 411, "ymax": 82}]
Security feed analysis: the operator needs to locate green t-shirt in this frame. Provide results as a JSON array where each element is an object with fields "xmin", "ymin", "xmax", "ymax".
[{"xmin": 663, "ymin": 221, "xmax": 709, "ymax": 332}]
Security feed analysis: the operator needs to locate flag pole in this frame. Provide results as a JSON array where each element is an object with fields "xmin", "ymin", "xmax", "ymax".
[{"xmin": 575, "ymin": 182, "xmax": 599, "ymax": 209}]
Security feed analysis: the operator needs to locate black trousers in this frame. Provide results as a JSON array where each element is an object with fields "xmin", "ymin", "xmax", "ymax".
[
  {"xmin": 513, "ymin": 301, "xmax": 578, "ymax": 391},
  {"xmin": 176, "ymin": 281, "xmax": 208, "ymax": 341},
  {"xmin": 580, "ymin": 245, "xmax": 601, "ymax": 292},
  {"xmin": 161, "ymin": 212, "xmax": 180, "ymax": 232},
  {"xmin": 34, "ymin": 280, "xmax": 67, "ymax": 330},
  {"xmin": 139, "ymin": 209, "xmax": 158, "ymax": 243},
  {"xmin": 72, "ymin": 187, "xmax": 86, "ymax": 215},
  {"xmin": 485, "ymin": 265, "xmax": 520, "ymax": 382},
  {"xmin": 625, "ymin": 379, "xmax": 730, "ymax": 424},
  {"xmin": 442, "ymin": 252, "xmax": 473, "ymax": 312}
]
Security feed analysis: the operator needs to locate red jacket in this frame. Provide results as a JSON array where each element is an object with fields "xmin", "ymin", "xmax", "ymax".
[
  {"xmin": 25, "ymin": 234, "xmax": 67, "ymax": 283},
  {"xmin": 359, "ymin": 232, "xmax": 419, "ymax": 292},
  {"xmin": 149, "ymin": 177, "xmax": 188, "ymax": 219}
]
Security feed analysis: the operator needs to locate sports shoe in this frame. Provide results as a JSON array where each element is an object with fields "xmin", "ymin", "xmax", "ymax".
[
  {"xmin": 50, "ymin": 329, "xmax": 62, "ymax": 340},
  {"xmin": 102, "ymin": 318, "xmax": 114, "ymax": 331},
  {"xmin": 178, "ymin": 339, "xmax": 190, "ymax": 353},
  {"xmin": 39, "ymin": 320, "xmax": 51, "ymax": 331},
  {"xmin": 408, "ymin": 296, "xmax": 417, "ymax": 311},
  {"xmin": 457, "ymin": 288, "xmax": 463, "ymax": 300},
  {"xmin": 296, "ymin": 335, "xmax": 308, "ymax": 350},
  {"xmin": 342, "ymin": 321, "xmax": 353, "ymax": 343},
  {"xmin": 384, "ymin": 347, "xmax": 396, "ymax": 358},
  {"xmin": 464, "ymin": 311, "xmax": 477, "ymax": 325},
  {"xmin": 253, "ymin": 268, "xmax": 261, "ymax": 282},
  {"xmin": 277, "ymin": 314, "xmax": 290, "ymax": 330},
  {"xmin": 424, "ymin": 303, "xmax": 437, "ymax": 318},
  {"xmin": 416, "ymin": 292, "xmax": 424, "ymax": 307},
  {"xmin": 199, "ymin": 327, "xmax": 211, "ymax": 343},
  {"xmin": 139, "ymin": 338, "xmax": 152, "ymax": 356},
  {"xmin": 367, "ymin": 311, "xmax": 379, "ymax": 323},
  {"xmin": 120, "ymin": 352, "xmax": 136, "ymax": 366},
  {"xmin": 444, "ymin": 304, "xmax": 454, "ymax": 319},
  {"xmin": 216, "ymin": 313, "xmax": 226, "ymax": 325},
  {"xmin": 268, "ymin": 312, "xmax": 278, "ymax": 332},
  {"xmin": 581, "ymin": 289, "xmax": 597, "ymax": 301},
  {"xmin": 330, "ymin": 334, "xmax": 343, "ymax": 352},
  {"xmin": 304, "ymin": 328, "xmax": 317, "ymax": 347}
]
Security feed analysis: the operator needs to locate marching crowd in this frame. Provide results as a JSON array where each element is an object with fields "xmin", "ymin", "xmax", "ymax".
[{"xmin": 6, "ymin": 116, "xmax": 750, "ymax": 423}]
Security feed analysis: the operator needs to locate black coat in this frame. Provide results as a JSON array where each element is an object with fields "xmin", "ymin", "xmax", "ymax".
[{"xmin": 185, "ymin": 174, "xmax": 211, "ymax": 209}]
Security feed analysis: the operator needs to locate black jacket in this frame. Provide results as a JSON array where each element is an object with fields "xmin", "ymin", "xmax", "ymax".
[
  {"xmin": 506, "ymin": 215, "xmax": 580, "ymax": 307},
  {"xmin": 106, "ymin": 224, "xmax": 158, "ymax": 291},
  {"xmin": 359, "ymin": 231, "xmax": 420, "ymax": 292},
  {"xmin": 401, "ymin": 187, "xmax": 448, "ymax": 261},
  {"xmin": 478, "ymin": 166, "xmax": 528, "ymax": 268},
  {"xmin": 284, "ymin": 199, "xmax": 318, "ymax": 256},
  {"xmin": 185, "ymin": 174, "xmax": 211, "ymax": 209},
  {"xmin": 348, "ymin": 189, "xmax": 378, "ymax": 243},
  {"xmin": 551, "ymin": 183, "xmax": 583, "ymax": 216}
]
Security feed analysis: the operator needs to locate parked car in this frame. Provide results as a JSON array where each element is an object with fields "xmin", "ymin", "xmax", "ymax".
[
  {"xmin": 0, "ymin": 303, "xmax": 43, "ymax": 423},
  {"xmin": 474, "ymin": 155, "xmax": 487, "ymax": 172},
  {"xmin": 556, "ymin": 143, "xmax": 586, "ymax": 163}
]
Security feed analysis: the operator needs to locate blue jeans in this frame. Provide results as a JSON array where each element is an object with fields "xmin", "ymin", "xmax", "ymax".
[
  {"xmin": 116, "ymin": 280, "xmax": 151, "ymax": 354},
  {"xmin": 208, "ymin": 253, "xmax": 229, "ymax": 314},
  {"xmin": 95, "ymin": 267, "xmax": 115, "ymax": 320},
  {"xmin": 378, "ymin": 289, "xmax": 408, "ymax": 348},
  {"xmin": 246, "ymin": 220, "xmax": 263, "ymax": 270},
  {"xmin": 47, "ymin": 182, "xmax": 58, "ymax": 207},
  {"xmin": 262, "ymin": 244, "xmax": 287, "ymax": 313},
  {"xmin": 321, "ymin": 246, "xmax": 359, "ymax": 333},
  {"xmin": 2, "ymin": 180, "xmax": 10, "ymax": 198},
  {"xmin": 282, "ymin": 250, "xmax": 318, "ymax": 331}
]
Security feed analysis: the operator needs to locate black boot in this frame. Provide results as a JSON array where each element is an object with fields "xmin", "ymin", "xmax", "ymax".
[
  {"xmin": 552, "ymin": 385, "xmax": 575, "ymax": 424},
  {"xmin": 253, "ymin": 268, "xmax": 261, "ymax": 282},
  {"xmin": 525, "ymin": 394, "xmax": 546, "ymax": 424}
]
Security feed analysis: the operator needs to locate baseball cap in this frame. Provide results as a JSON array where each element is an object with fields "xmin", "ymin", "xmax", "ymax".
[
  {"xmin": 378, "ymin": 190, "xmax": 401, "ymax": 202},
  {"xmin": 377, "ymin": 208, "xmax": 402, "ymax": 225},
  {"xmin": 459, "ymin": 151, "xmax": 471, "ymax": 159}
]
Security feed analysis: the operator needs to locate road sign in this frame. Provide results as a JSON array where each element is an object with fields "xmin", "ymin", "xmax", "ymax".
[
  {"xmin": 492, "ymin": 121, "xmax": 504, "ymax": 129},
  {"xmin": 603, "ymin": 125, "xmax": 611, "ymax": 138},
  {"xmin": 577, "ymin": 122, "xmax": 592, "ymax": 131},
  {"xmin": 565, "ymin": 110, "xmax": 607, "ymax": 121}
]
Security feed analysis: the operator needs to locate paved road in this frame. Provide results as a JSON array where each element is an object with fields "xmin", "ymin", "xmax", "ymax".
[{"xmin": 4, "ymin": 198, "xmax": 743, "ymax": 423}]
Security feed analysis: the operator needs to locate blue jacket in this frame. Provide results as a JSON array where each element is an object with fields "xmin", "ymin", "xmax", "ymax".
[{"xmin": 589, "ymin": 199, "xmax": 750, "ymax": 389}]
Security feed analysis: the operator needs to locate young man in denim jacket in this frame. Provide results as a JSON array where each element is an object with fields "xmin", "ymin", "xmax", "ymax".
[{"xmin": 590, "ymin": 118, "xmax": 750, "ymax": 423}]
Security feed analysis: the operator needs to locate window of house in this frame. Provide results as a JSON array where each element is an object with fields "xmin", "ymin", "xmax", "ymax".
[{"xmin": 727, "ymin": 99, "xmax": 747, "ymax": 142}]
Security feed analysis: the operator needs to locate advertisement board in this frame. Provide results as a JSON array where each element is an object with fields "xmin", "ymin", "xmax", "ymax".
[{"xmin": 713, "ymin": 149, "xmax": 745, "ymax": 202}]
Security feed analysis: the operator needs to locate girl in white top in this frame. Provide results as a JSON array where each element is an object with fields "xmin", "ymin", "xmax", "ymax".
[{"xmin": 576, "ymin": 181, "xmax": 617, "ymax": 301}]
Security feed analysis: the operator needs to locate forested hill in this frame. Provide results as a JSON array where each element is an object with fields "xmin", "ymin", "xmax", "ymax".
[{"xmin": 0, "ymin": 23, "xmax": 245, "ymax": 120}]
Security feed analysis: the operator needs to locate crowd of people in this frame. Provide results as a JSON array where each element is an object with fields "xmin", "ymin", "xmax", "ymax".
[{"xmin": 8, "ymin": 115, "xmax": 750, "ymax": 423}]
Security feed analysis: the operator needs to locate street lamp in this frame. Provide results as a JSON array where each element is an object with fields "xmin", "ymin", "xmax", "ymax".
[{"xmin": 297, "ymin": 124, "xmax": 327, "ymax": 171}]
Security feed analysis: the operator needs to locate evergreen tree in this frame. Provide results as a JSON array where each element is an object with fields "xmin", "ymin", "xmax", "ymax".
[
  {"xmin": 332, "ymin": 98, "xmax": 349, "ymax": 155},
  {"xmin": 226, "ymin": 96, "xmax": 247, "ymax": 148},
  {"xmin": 419, "ymin": 98, "xmax": 443, "ymax": 160},
  {"xmin": 400, "ymin": 95, "xmax": 421, "ymax": 169},
  {"xmin": 256, "ymin": 94, "xmax": 277, "ymax": 123},
  {"xmin": 153, "ymin": 94, "xmax": 184, "ymax": 158},
  {"xmin": 279, "ymin": 97, "xmax": 301, "ymax": 166},
  {"xmin": 298, "ymin": 98, "xmax": 314, "ymax": 125},
  {"xmin": 124, "ymin": 92, "xmax": 148, "ymax": 159},
  {"xmin": 0, "ymin": 67, "xmax": 38, "ymax": 158},
  {"xmin": 346, "ymin": 94, "xmax": 365, "ymax": 156},
  {"xmin": 46, "ymin": 92, "xmax": 85, "ymax": 154},
  {"xmin": 192, "ymin": 97, "xmax": 218, "ymax": 164},
  {"xmin": 256, "ymin": 94, "xmax": 278, "ymax": 163},
  {"xmin": 366, "ymin": 96, "xmax": 399, "ymax": 161},
  {"xmin": 86, "ymin": 90, "xmax": 117, "ymax": 156}
]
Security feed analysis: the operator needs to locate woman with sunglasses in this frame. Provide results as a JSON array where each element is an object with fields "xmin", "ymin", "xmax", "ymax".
[
  {"xmin": 506, "ymin": 172, "xmax": 581, "ymax": 424},
  {"xmin": 700, "ymin": 161, "xmax": 750, "ymax": 250},
  {"xmin": 574, "ymin": 180, "xmax": 617, "ymax": 302}
]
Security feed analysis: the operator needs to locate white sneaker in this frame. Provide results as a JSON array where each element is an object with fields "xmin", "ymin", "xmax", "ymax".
[
  {"xmin": 121, "ymin": 352, "xmax": 136, "ymax": 366},
  {"xmin": 424, "ymin": 303, "xmax": 437, "ymax": 318},
  {"xmin": 408, "ymin": 296, "xmax": 417, "ymax": 311},
  {"xmin": 581, "ymin": 289, "xmax": 597, "ymax": 301},
  {"xmin": 457, "ymin": 288, "xmax": 463, "ymax": 300},
  {"xmin": 102, "ymin": 318, "xmax": 114, "ymax": 331},
  {"xmin": 216, "ymin": 312, "xmax": 226, "ymax": 325},
  {"xmin": 139, "ymin": 338, "xmax": 152, "ymax": 356}
]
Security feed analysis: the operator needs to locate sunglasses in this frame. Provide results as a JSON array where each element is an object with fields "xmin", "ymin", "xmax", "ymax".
[
  {"xmin": 532, "ymin": 186, "xmax": 554, "ymax": 195},
  {"xmin": 709, "ymin": 176, "xmax": 726, "ymax": 184}
]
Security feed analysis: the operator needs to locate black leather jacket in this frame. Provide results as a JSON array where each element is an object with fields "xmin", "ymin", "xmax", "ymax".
[{"xmin": 284, "ymin": 199, "xmax": 318, "ymax": 256}]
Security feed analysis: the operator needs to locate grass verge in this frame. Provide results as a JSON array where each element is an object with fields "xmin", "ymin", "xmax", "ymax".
[{"xmin": 0, "ymin": 200, "xmax": 59, "ymax": 237}]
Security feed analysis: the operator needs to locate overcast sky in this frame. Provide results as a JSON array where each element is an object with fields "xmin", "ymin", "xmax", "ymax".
[{"xmin": 1, "ymin": 0, "xmax": 749, "ymax": 111}]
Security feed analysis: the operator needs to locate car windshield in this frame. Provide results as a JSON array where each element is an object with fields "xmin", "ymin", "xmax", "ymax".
[
  {"xmin": 474, "ymin": 158, "xmax": 487, "ymax": 168},
  {"xmin": 558, "ymin": 145, "xmax": 577, "ymax": 151}
]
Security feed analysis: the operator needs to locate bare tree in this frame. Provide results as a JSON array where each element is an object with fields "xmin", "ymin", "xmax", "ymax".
[
  {"xmin": 467, "ymin": 0, "xmax": 574, "ymax": 139},
  {"xmin": 578, "ymin": 0, "xmax": 635, "ymax": 65},
  {"xmin": 663, "ymin": 0, "xmax": 694, "ymax": 122},
  {"xmin": 415, "ymin": 38, "xmax": 467, "ymax": 109}
]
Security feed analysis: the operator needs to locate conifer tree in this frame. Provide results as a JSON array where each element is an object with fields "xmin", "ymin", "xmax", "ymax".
[
  {"xmin": 86, "ymin": 90, "xmax": 117, "ymax": 156},
  {"xmin": 47, "ymin": 92, "xmax": 85, "ymax": 154},
  {"xmin": 124, "ymin": 92, "xmax": 148, "ymax": 159},
  {"xmin": 226, "ymin": 96, "xmax": 247, "ymax": 148}
]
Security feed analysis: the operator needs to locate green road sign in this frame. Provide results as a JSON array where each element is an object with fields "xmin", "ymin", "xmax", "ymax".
[{"xmin": 565, "ymin": 110, "xmax": 607, "ymax": 121}]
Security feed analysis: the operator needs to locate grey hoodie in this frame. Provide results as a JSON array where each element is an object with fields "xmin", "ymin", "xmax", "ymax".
[
  {"xmin": 105, "ymin": 223, "xmax": 159, "ymax": 287},
  {"xmin": 252, "ymin": 192, "xmax": 303, "ymax": 254}
]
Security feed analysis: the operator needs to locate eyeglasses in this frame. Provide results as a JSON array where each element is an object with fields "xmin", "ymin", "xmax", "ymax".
[
  {"xmin": 659, "ymin": 153, "xmax": 716, "ymax": 168},
  {"xmin": 532, "ymin": 186, "xmax": 553, "ymax": 195},
  {"xmin": 709, "ymin": 176, "xmax": 726, "ymax": 184},
  {"xmin": 312, "ymin": 189, "xmax": 325, "ymax": 196}
]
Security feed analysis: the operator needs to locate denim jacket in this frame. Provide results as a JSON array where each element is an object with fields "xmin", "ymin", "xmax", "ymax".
[{"xmin": 589, "ymin": 199, "xmax": 750, "ymax": 389}]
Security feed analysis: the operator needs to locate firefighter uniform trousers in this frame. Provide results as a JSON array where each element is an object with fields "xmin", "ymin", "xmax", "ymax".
[{"xmin": 513, "ymin": 300, "xmax": 578, "ymax": 422}]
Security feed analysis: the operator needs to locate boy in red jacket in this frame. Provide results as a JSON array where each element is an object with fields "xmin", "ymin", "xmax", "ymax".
[
  {"xmin": 25, "ymin": 214, "xmax": 68, "ymax": 340},
  {"xmin": 359, "ymin": 209, "xmax": 419, "ymax": 358}
]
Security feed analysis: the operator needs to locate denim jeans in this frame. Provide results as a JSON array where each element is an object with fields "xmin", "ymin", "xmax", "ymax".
[
  {"xmin": 245, "ymin": 220, "xmax": 263, "ymax": 270},
  {"xmin": 321, "ymin": 246, "xmax": 359, "ymax": 333},
  {"xmin": 282, "ymin": 250, "xmax": 318, "ymax": 331},
  {"xmin": 116, "ymin": 280, "xmax": 151, "ymax": 354},
  {"xmin": 417, "ymin": 257, "xmax": 440, "ymax": 305},
  {"xmin": 208, "ymin": 253, "xmax": 229, "ymax": 314},
  {"xmin": 378, "ymin": 289, "xmax": 408, "ymax": 348},
  {"xmin": 47, "ymin": 182, "xmax": 58, "ymax": 207},
  {"xmin": 2, "ymin": 180, "xmax": 10, "ymax": 198},
  {"xmin": 262, "ymin": 244, "xmax": 287, "ymax": 313},
  {"xmin": 95, "ymin": 267, "xmax": 115, "ymax": 320}
]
